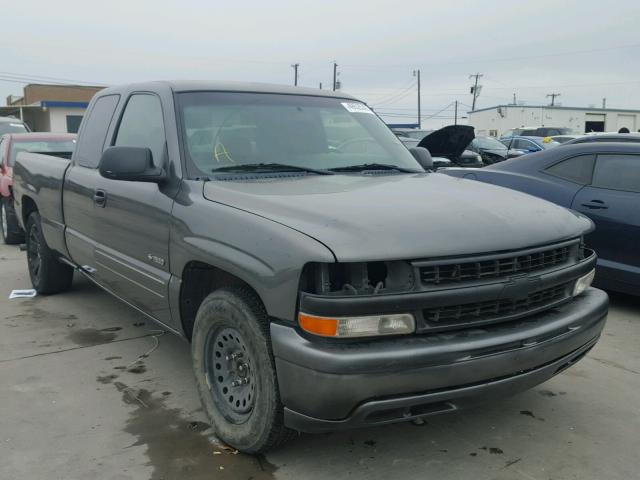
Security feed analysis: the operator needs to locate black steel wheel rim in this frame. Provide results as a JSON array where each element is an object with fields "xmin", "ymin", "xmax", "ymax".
[
  {"xmin": 205, "ymin": 326, "xmax": 256, "ymax": 423},
  {"xmin": 27, "ymin": 223, "xmax": 42, "ymax": 283}
]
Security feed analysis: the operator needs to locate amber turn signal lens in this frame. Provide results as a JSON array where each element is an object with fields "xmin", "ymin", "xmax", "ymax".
[
  {"xmin": 298, "ymin": 313, "xmax": 338, "ymax": 337},
  {"xmin": 298, "ymin": 312, "xmax": 415, "ymax": 338}
]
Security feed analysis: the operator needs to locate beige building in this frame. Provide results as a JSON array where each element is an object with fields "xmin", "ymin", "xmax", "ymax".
[{"xmin": 2, "ymin": 84, "xmax": 104, "ymax": 133}]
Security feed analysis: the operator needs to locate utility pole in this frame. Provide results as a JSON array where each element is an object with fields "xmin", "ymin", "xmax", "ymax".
[
  {"xmin": 602, "ymin": 98, "xmax": 606, "ymax": 109},
  {"xmin": 512, "ymin": 93, "xmax": 517, "ymax": 105},
  {"xmin": 469, "ymin": 73, "xmax": 483, "ymax": 111},
  {"xmin": 546, "ymin": 93, "xmax": 561, "ymax": 106},
  {"xmin": 291, "ymin": 63, "xmax": 299, "ymax": 86},
  {"xmin": 454, "ymin": 100, "xmax": 458, "ymax": 125},
  {"xmin": 332, "ymin": 62, "xmax": 338, "ymax": 91},
  {"xmin": 319, "ymin": 82, "xmax": 322, "ymax": 90},
  {"xmin": 413, "ymin": 69, "xmax": 421, "ymax": 127}
]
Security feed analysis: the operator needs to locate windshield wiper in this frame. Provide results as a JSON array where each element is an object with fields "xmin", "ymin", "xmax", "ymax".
[
  {"xmin": 329, "ymin": 163, "xmax": 421, "ymax": 173},
  {"xmin": 212, "ymin": 163, "xmax": 334, "ymax": 175}
]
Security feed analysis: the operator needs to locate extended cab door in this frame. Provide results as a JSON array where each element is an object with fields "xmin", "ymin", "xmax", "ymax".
[
  {"xmin": 64, "ymin": 94, "xmax": 122, "ymax": 272},
  {"xmin": 571, "ymin": 154, "xmax": 640, "ymax": 291},
  {"xmin": 90, "ymin": 93, "xmax": 175, "ymax": 324}
]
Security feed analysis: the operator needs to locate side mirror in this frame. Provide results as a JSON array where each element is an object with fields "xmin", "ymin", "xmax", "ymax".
[
  {"xmin": 409, "ymin": 146, "xmax": 433, "ymax": 170},
  {"xmin": 99, "ymin": 146, "xmax": 165, "ymax": 183}
]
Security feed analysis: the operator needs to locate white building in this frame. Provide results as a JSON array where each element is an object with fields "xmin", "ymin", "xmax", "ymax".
[
  {"xmin": 468, "ymin": 104, "xmax": 640, "ymax": 137},
  {"xmin": 1, "ymin": 84, "xmax": 104, "ymax": 133}
]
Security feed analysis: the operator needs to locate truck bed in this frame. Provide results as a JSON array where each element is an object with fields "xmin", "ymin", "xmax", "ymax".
[{"xmin": 13, "ymin": 151, "xmax": 72, "ymax": 255}]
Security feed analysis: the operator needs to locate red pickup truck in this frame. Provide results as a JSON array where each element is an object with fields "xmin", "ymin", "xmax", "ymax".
[{"xmin": 0, "ymin": 133, "xmax": 76, "ymax": 244}]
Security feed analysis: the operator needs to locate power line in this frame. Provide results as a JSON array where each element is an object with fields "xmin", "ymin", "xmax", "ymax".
[
  {"xmin": 0, "ymin": 71, "xmax": 106, "ymax": 86},
  {"xmin": 337, "ymin": 42, "xmax": 640, "ymax": 70},
  {"xmin": 370, "ymin": 80, "xmax": 417, "ymax": 107}
]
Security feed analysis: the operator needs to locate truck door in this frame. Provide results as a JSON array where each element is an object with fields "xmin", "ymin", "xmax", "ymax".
[
  {"xmin": 91, "ymin": 93, "xmax": 174, "ymax": 325},
  {"xmin": 64, "ymin": 94, "xmax": 121, "ymax": 273},
  {"xmin": 571, "ymin": 153, "xmax": 640, "ymax": 291}
]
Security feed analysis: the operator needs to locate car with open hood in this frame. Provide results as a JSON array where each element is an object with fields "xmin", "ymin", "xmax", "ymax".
[
  {"xmin": 12, "ymin": 81, "xmax": 607, "ymax": 453},
  {"xmin": 395, "ymin": 125, "xmax": 483, "ymax": 168}
]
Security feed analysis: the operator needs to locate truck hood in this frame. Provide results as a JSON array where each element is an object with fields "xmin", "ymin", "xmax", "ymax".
[
  {"xmin": 418, "ymin": 125, "xmax": 475, "ymax": 160},
  {"xmin": 203, "ymin": 173, "xmax": 592, "ymax": 262}
]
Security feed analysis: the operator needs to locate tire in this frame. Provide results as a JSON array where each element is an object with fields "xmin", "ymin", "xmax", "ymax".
[
  {"xmin": 1, "ymin": 197, "xmax": 24, "ymax": 245},
  {"xmin": 191, "ymin": 287, "xmax": 295, "ymax": 453},
  {"xmin": 25, "ymin": 212, "xmax": 74, "ymax": 294}
]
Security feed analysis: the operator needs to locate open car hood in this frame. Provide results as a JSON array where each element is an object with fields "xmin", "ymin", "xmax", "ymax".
[{"xmin": 418, "ymin": 125, "xmax": 475, "ymax": 160}]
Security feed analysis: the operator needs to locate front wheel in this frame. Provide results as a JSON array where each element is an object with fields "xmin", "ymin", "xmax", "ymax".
[
  {"xmin": 25, "ymin": 212, "xmax": 74, "ymax": 294},
  {"xmin": 1, "ymin": 197, "xmax": 24, "ymax": 245},
  {"xmin": 191, "ymin": 287, "xmax": 295, "ymax": 453}
]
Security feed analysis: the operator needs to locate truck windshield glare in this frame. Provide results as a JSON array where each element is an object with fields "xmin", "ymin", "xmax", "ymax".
[{"xmin": 177, "ymin": 92, "xmax": 420, "ymax": 175}]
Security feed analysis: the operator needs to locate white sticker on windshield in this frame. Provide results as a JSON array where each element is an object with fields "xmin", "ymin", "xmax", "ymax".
[{"xmin": 341, "ymin": 102, "xmax": 374, "ymax": 114}]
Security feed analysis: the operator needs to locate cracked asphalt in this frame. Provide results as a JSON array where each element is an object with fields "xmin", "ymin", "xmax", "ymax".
[{"xmin": 0, "ymin": 243, "xmax": 638, "ymax": 480}]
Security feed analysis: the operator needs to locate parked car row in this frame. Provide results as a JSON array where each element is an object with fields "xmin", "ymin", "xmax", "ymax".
[
  {"xmin": 9, "ymin": 80, "xmax": 608, "ymax": 453},
  {"xmin": 393, "ymin": 124, "xmax": 640, "ymax": 169}
]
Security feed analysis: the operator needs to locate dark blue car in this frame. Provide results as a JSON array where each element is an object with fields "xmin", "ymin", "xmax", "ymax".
[{"xmin": 442, "ymin": 142, "xmax": 640, "ymax": 296}]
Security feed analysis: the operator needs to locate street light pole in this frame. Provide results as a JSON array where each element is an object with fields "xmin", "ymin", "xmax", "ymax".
[{"xmin": 413, "ymin": 69, "xmax": 421, "ymax": 128}]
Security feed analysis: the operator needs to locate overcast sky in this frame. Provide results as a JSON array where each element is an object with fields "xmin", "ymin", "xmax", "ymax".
[{"xmin": 4, "ymin": 0, "xmax": 640, "ymax": 128}]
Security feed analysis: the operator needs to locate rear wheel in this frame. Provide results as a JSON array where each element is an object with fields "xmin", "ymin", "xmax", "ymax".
[
  {"xmin": 26, "ymin": 212, "xmax": 74, "ymax": 294},
  {"xmin": 191, "ymin": 287, "xmax": 295, "ymax": 453},
  {"xmin": 1, "ymin": 197, "xmax": 24, "ymax": 245}
]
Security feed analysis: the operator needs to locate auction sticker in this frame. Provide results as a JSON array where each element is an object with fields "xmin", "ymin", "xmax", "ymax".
[{"xmin": 341, "ymin": 102, "xmax": 374, "ymax": 114}]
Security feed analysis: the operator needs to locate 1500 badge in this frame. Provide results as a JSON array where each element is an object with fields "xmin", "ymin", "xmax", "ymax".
[{"xmin": 147, "ymin": 254, "xmax": 165, "ymax": 266}]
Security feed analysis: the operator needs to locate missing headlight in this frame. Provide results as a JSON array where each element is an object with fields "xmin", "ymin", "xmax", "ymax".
[{"xmin": 301, "ymin": 261, "xmax": 414, "ymax": 296}]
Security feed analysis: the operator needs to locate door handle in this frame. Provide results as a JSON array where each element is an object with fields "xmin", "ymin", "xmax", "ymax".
[
  {"xmin": 580, "ymin": 199, "xmax": 608, "ymax": 210},
  {"xmin": 94, "ymin": 189, "xmax": 107, "ymax": 208}
]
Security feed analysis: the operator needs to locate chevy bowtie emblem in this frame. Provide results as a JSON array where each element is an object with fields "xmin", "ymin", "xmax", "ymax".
[{"xmin": 501, "ymin": 275, "xmax": 542, "ymax": 300}]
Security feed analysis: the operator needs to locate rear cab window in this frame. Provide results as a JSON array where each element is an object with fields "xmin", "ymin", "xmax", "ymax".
[{"xmin": 74, "ymin": 95, "xmax": 120, "ymax": 168}]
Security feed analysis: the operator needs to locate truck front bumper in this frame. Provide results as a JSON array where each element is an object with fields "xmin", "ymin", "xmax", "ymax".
[{"xmin": 271, "ymin": 287, "xmax": 608, "ymax": 433}]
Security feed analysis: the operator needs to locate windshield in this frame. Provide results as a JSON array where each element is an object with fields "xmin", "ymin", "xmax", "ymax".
[
  {"xmin": 473, "ymin": 136, "xmax": 507, "ymax": 150},
  {"xmin": 402, "ymin": 130, "xmax": 432, "ymax": 140},
  {"xmin": 0, "ymin": 122, "xmax": 28, "ymax": 136},
  {"xmin": 9, "ymin": 139, "xmax": 76, "ymax": 166},
  {"xmin": 177, "ymin": 92, "xmax": 420, "ymax": 175}
]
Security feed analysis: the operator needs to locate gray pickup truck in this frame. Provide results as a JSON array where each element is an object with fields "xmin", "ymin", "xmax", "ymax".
[{"xmin": 13, "ymin": 81, "xmax": 608, "ymax": 453}]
